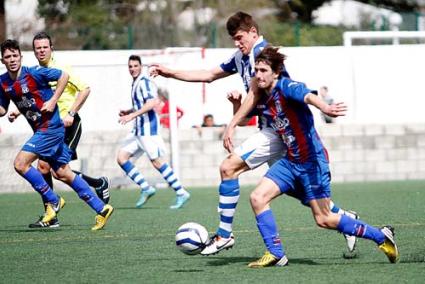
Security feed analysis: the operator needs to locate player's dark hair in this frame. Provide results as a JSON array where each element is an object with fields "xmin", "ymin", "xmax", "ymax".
[
  {"xmin": 255, "ymin": 46, "xmax": 286, "ymax": 74},
  {"xmin": 32, "ymin": 32, "xmax": 53, "ymax": 50},
  {"xmin": 1, "ymin": 39, "xmax": 21, "ymax": 56},
  {"xmin": 226, "ymin": 11, "xmax": 259, "ymax": 37},
  {"xmin": 129, "ymin": 55, "xmax": 141, "ymax": 64}
]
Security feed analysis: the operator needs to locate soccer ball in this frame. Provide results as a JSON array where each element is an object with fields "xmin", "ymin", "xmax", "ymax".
[{"xmin": 175, "ymin": 222, "xmax": 209, "ymax": 255}]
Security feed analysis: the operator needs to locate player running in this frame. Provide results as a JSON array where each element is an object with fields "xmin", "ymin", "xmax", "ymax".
[
  {"xmin": 0, "ymin": 39, "xmax": 113, "ymax": 231},
  {"xmin": 150, "ymin": 11, "xmax": 358, "ymax": 256},
  {"xmin": 117, "ymin": 55, "xmax": 190, "ymax": 209},
  {"xmin": 224, "ymin": 46, "xmax": 399, "ymax": 267}
]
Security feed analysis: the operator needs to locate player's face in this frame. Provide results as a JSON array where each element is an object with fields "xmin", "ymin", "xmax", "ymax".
[
  {"xmin": 33, "ymin": 38, "xmax": 52, "ymax": 66},
  {"xmin": 128, "ymin": 60, "xmax": 142, "ymax": 79},
  {"xmin": 254, "ymin": 61, "xmax": 278, "ymax": 91},
  {"xmin": 1, "ymin": 48, "xmax": 22, "ymax": 73},
  {"xmin": 231, "ymin": 27, "xmax": 258, "ymax": 55}
]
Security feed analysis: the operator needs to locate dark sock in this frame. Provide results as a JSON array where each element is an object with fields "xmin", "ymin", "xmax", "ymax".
[{"xmin": 72, "ymin": 170, "xmax": 103, "ymax": 188}]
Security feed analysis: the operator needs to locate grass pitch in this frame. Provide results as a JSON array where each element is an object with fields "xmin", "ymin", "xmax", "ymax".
[{"xmin": 1, "ymin": 180, "xmax": 424, "ymax": 283}]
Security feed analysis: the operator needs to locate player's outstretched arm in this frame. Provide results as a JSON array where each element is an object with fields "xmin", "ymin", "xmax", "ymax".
[
  {"xmin": 227, "ymin": 90, "xmax": 251, "ymax": 126},
  {"xmin": 41, "ymin": 71, "xmax": 70, "ymax": 113},
  {"xmin": 150, "ymin": 64, "xmax": 229, "ymax": 83},
  {"xmin": 304, "ymin": 93, "xmax": 347, "ymax": 118}
]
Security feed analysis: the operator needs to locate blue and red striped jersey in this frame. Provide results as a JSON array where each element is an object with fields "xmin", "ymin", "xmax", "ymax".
[
  {"xmin": 0, "ymin": 66, "xmax": 63, "ymax": 132},
  {"xmin": 260, "ymin": 77, "xmax": 328, "ymax": 163}
]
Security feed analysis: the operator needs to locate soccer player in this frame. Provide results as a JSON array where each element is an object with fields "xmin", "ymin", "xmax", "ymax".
[
  {"xmin": 150, "ymin": 11, "xmax": 358, "ymax": 255},
  {"xmin": 224, "ymin": 46, "xmax": 399, "ymax": 267},
  {"xmin": 117, "ymin": 55, "xmax": 190, "ymax": 209},
  {"xmin": 8, "ymin": 32, "xmax": 111, "ymax": 228},
  {"xmin": 0, "ymin": 39, "xmax": 113, "ymax": 231}
]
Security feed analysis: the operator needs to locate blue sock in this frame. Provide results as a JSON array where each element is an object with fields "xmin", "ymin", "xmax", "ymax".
[
  {"xmin": 120, "ymin": 160, "xmax": 150, "ymax": 191},
  {"xmin": 256, "ymin": 209, "xmax": 285, "ymax": 258},
  {"xmin": 337, "ymin": 214, "xmax": 385, "ymax": 245},
  {"xmin": 158, "ymin": 163, "xmax": 186, "ymax": 195},
  {"xmin": 217, "ymin": 179, "xmax": 240, "ymax": 238},
  {"xmin": 71, "ymin": 175, "xmax": 104, "ymax": 213},
  {"xmin": 23, "ymin": 167, "xmax": 58, "ymax": 204}
]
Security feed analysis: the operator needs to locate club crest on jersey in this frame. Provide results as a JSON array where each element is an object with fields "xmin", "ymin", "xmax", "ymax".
[{"xmin": 21, "ymin": 84, "xmax": 29, "ymax": 94}]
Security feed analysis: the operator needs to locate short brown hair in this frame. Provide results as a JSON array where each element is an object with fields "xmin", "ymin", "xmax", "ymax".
[
  {"xmin": 255, "ymin": 46, "xmax": 286, "ymax": 74},
  {"xmin": 226, "ymin": 11, "xmax": 259, "ymax": 36}
]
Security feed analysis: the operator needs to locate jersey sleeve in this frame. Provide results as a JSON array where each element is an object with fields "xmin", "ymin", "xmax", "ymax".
[
  {"xmin": 139, "ymin": 77, "xmax": 157, "ymax": 101},
  {"xmin": 219, "ymin": 52, "xmax": 238, "ymax": 74},
  {"xmin": 34, "ymin": 66, "xmax": 63, "ymax": 82},
  {"xmin": 280, "ymin": 78, "xmax": 312, "ymax": 103},
  {"xmin": 0, "ymin": 87, "xmax": 10, "ymax": 111}
]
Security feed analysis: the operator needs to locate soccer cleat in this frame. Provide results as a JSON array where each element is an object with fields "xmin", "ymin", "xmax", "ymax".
[
  {"xmin": 201, "ymin": 234, "xmax": 235, "ymax": 255},
  {"xmin": 378, "ymin": 226, "xmax": 400, "ymax": 263},
  {"xmin": 169, "ymin": 192, "xmax": 190, "ymax": 209},
  {"xmin": 91, "ymin": 204, "xmax": 114, "ymax": 231},
  {"xmin": 248, "ymin": 251, "xmax": 289, "ymax": 268},
  {"xmin": 95, "ymin": 176, "xmax": 110, "ymax": 204},
  {"xmin": 343, "ymin": 211, "xmax": 359, "ymax": 254},
  {"xmin": 136, "ymin": 187, "xmax": 156, "ymax": 208},
  {"xmin": 28, "ymin": 216, "xmax": 60, "ymax": 229},
  {"xmin": 41, "ymin": 196, "xmax": 65, "ymax": 223}
]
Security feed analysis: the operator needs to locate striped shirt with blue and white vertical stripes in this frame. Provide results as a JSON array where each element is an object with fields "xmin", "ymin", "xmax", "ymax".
[{"xmin": 131, "ymin": 74, "xmax": 160, "ymax": 136}]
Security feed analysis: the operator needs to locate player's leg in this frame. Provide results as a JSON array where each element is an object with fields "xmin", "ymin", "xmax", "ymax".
[
  {"xmin": 142, "ymin": 135, "xmax": 189, "ymax": 209},
  {"xmin": 303, "ymin": 161, "xmax": 399, "ymax": 263},
  {"xmin": 28, "ymin": 160, "xmax": 60, "ymax": 228},
  {"xmin": 64, "ymin": 114, "xmax": 110, "ymax": 203},
  {"xmin": 53, "ymin": 163, "xmax": 113, "ymax": 231},
  {"xmin": 117, "ymin": 135, "xmax": 155, "ymax": 208}
]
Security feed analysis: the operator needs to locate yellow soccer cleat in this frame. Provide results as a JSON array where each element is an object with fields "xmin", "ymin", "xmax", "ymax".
[
  {"xmin": 92, "ymin": 204, "xmax": 114, "ymax": 231},
  {"xmin": 248, "ymin": 251, "xmax": 288, "ymax": 268},
  {"xmin": 378, "ymin": 226, "xmax": 400, "ymax": 263},
  {"xmin": 41, "ymin": 196, "xmax": 65, "ymax": 223}
]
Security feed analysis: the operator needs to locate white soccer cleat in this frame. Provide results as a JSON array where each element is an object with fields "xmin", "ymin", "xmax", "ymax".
[
  {"xmin": 201, "ymin": 234, "xmax": 235, "ymax": 256},
  {"xmin": 343, "ymin": 210, "xmax": 359, "ymax": 254}
]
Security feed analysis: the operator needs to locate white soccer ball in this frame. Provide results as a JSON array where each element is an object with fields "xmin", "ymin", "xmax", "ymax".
[{"xmin": 175, "ymin": 222, "xmax": 209, "ymax": 255}]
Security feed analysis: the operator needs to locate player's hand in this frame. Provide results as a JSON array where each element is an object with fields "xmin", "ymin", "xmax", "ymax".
[
  {"xmin": 149, "ymin": 64, "xmax": 171, "ymax": 78},
  {"xmin": 118, "ymin": 114, "xmax": 134, "ymax": 125},
  {"xmin": 63, "ymin": 114, "xmax": 74, "ymax": 127},
  {"xmin": 223, "ymin": 125, "xmax": 235, "ymax": 153},
  {"xmin": 7, "ymin": 110, "xmax": 20, "ymax": 123},
  {"xmin": 227, "ymin": 90, "xmax": 242, "ymax": 105},
  {"xmin": 41, "ymin": 99, "xmax": 56, "ymax": 113},
  {"xmin": 323, "ymin": 102, "xmax": 347, "ymax": 117},
  {"xmin": 119, "ymin": 109, "xmax": 131, "ymax": 116}
]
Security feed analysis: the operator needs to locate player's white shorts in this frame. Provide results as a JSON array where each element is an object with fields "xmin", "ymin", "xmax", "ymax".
[
  {"xmin": 234, "ymin": 127, "xmax": 286, "ymax": 169},
  {"xmin": 120, "ymin": 133, "xmax": 166, "ymax": 160}
]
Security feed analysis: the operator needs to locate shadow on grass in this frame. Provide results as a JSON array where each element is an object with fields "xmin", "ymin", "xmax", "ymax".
[
  {"xmin": 206, "ymin": 256, "xmax": 320, "ymax": 266},
  {"xmin": 114, "ymin": 206, "xmax": 160, "ymax": 210}
]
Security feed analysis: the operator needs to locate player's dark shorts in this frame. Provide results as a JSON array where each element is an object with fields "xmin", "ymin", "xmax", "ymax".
[
  {"xmin": 265, "ymin": 158, "xmax": 331, "ymax": 205},
  {"xmin": 21, "ymin": 127, "xmax": 72, "ymax": 171},
  {"xmin": 64, "ymin": 113, "xmax": 82, "ymax": 160}
]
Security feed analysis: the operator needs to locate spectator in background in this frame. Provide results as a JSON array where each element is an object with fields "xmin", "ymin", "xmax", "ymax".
[
  {"xmin": 156, "ymin": 88, "xmax": 184, "ymax": 128},
  {"xmin": 194, "ymin": 114, "xmax": 226, "ymax": 138},
  {"xmin": 319, "ymin": 86, "xmax": 335, "ymax": 124}
]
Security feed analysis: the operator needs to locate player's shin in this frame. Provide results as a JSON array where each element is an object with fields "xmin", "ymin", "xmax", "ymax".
[
  {"xmin": 71, "ymin": 174, "xmax": 104, "ymax": 213},
  {"xmin": 256, "ymin": 209, "xmax": 285, "ymax": 258},
  {"xmin": 23, "ymin": 167, "xmax": 59, "ymax": 204},
  {"xmin": 217, "ymin": 179, "xmax": 240, "ymax": 238},
  {"xmin": 337, "ymin": 214, "xmax": 385, "ymax": 244}
]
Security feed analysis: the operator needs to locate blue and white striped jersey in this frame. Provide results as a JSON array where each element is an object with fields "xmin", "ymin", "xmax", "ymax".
[
  {"xmin": 220, "ymin": 36, "xmax": 268, "ymax": 92},
  {"xmin": 131, "ymin": 74, "xmax": 160, "ymax": 136}
]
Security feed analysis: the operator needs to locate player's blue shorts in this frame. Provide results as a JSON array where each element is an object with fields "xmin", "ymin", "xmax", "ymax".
[
  {"xmin": 21, "ymin": 128, "xmax": 71, "ymax": 171},
  {"xmin": 265, "ymin": 158, "xmax": 331, "ymax": 205}
]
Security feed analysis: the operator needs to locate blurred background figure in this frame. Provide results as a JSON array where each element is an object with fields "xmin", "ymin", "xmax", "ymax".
[
  {"xmin": 194, "ymin": 114, "xmax": 226, "ymax": 138},
  {"xmin": 156, "ymin": 88, "xmax": 184, "ymax": 128},
  {"xmin": 319, "ymin": 86, "xmax": 335, "ymax": 124}
]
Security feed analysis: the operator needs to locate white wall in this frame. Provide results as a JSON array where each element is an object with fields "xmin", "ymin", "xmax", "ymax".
[{"xmin": 1, "ymin": 44, "xmax": 425, "ymax": 134}]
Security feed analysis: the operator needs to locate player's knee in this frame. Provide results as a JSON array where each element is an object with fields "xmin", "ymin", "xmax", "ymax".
[
  {"xmin": 13, "ymin": 158, "xmax": 27, "ymax": 175},
  {"xmin": 250, "ymin": 191, "xmax": 266, "ymax": 210},
  {"xmin": 220, "ymin": 158, "xmax": 238, "ymax": 178},
  {"xmin": 37, "ymin": 163, "xmax": 50, "ymax": 175}
]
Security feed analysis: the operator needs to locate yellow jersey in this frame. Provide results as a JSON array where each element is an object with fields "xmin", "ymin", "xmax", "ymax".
[{"xmin": 47, "ymin": 57, "xmax": 89, "ymax": 118}]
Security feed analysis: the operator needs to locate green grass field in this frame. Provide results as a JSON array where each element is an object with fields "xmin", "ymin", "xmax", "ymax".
[{"xmin": 1, "ymin": 180, "xmax": 424, "ymax": 283}]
